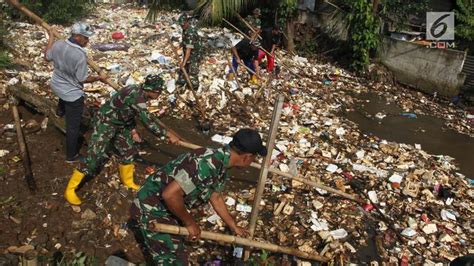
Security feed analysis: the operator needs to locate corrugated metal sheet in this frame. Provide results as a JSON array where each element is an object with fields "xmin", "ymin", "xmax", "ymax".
[{"xmin": 462, "ymin": 55, "xmax": 474, "ymax": 89}]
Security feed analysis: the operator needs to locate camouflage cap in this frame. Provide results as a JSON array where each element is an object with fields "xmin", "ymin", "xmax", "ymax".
[
  {"xmin": 253, "ymin": 8, "xmax": 261, "ymax": 16},
  {"xmin": 250, "ymin": 40, "xmax": 261, "ymax": 47},
  {"xmin": 178, "ymin": 13, "xmax": 191, "ymax": 26},
  {"xmin": 143, "ymin": 74, "xmax": 165, "ymax": 91}
]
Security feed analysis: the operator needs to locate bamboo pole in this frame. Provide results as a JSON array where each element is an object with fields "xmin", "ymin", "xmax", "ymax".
[
  {"xmin": 4, "ymin": 0, "xmax": 182, "ymax": 141},
  {"xmin": 176, "ymin": 140, "xmax": 361, "ymax": 203},
  {"xmin": 246, "ymin": 94, "xmax": 284, "ymax": 259},
  {"xmin": 151, "ymin": 222, "xmax": 329, "ymax": 262},
  {"xmin": 236, "ymin": 14, "xmax": 262, "ymax": 41},
  {"xmin": 10, "ymin": 97, "xmax": 37, "ymax": 191}
]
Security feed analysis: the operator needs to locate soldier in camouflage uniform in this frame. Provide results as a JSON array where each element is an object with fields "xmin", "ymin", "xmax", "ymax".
[
  {"xmin": 64, "ymin": 75, "xmax": 180, "ymax": 205},
  {"xmin": 176, "ymin": 13, "xmax": 202, "ymax": 90},
  {"xmin": 129, "ymin": 129, "xmax": 267, "ymax": 264},
  {"xmin": 246, "ymin": 8, "xmax": 262, "ymax": 41}
]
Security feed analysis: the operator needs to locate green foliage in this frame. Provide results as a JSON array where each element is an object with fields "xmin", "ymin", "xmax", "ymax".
[
  {"xmin": 344, "ymin": 0, "xmax": 380, "ymax": 72},
  {"xmin": 380, "ymin": 0, "xmax": 428, "ymax": 31},
  {"xmin": 38, "ymin": 252, "xmax": 98, "ymax": 266},
  {"xmin": 248, "ymin": 250, "xmax": 276, "ymax": 266},
  {"xmin": 277, "ymin": 0, "xmax": 297, "ymax": 23},
  {"xmin": 0, "ymin": 13, "xmax": 10, "ymax": 69},
  {"xmin": 0, "ymin": 51, "xmax": 10, "ymax": 69},
  {"xmin": 4, "ymin": 0, "xmax": 95, "ymax": 25},
  {"xmin": 195, "ymin": 0, "xmax": 255, "ymax": 25},
  {"xmin": 455, "ymin": 0, "xmax": 474, "ymax": 41},
  {"xmin": 146, "ymin": 0, "xmax": 186, "ymax": 22}
]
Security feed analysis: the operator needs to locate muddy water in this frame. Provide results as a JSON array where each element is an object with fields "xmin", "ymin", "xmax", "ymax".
[
  {"xmin": 344, "ymin": 92, "xmax": 474, "ymax": 179},
  {"xmin": 139, "ymin": 117, "xmax": 259, "ymax": 190}
]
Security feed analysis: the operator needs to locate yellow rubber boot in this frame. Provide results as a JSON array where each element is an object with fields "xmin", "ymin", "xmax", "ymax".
[
  {"xmin": 249, "ymin": 75, "xmax": 259, "ymax": 85},
  {"xmin": 119, "ymin": 164, "xmax": 140, "ymax": 190},
  {"xmin": 227, "ymin": 72, "xmax": 235, "ymax": 81},
  {"xmin": 64, "ymin": 169, "xmax": 85, "ymax": 205}
]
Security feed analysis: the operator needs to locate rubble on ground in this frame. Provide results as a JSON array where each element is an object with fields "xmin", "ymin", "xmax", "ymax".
[{"xmin": 0, "ymin": 3, "xmax": 473, "ymax": 265}]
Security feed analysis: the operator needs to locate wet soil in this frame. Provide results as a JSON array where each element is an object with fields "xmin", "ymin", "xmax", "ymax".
[{"xmin": 344, "ymin": 92, "xmax": 474, "ymax": 179}]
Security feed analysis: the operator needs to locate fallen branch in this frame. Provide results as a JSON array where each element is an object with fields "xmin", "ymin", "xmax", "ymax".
[
  {"xmin": 10, "ymin": 97, "xmax": 37, "ymax": 191},
  {"xmin": 151, "ymin": 222, "xmax": 329, "ymax": 262}
]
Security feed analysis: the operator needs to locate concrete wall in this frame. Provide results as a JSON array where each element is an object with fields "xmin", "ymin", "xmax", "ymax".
[{"xmin": 379, "ymin": 37, "xmax": 467, "ymax": 97}]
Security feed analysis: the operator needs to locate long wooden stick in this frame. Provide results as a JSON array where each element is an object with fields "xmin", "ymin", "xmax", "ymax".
[
  {"xmin": 151, "ymin": 222, "xmax": 329, "ymax": 262},
  {"xmin": 246, "ymin": 95, "xmax": 284, "ymax": 260},
  {"xmin": 10, "ymin": 97, "xmax": 36, "ymax": 191},
  {"xmin": 236, "ymin": 14, "xmax": 262, "ymax": 41},
  {"xmin": 177, "ymin": 140, "xmax": 361, "ymax": 202},
  {"xmin": 5, "ymin": 0, "xmax": 183, "ymax": 140},
  {"xmin": 238, "ymin": 61, "xmax": 259, "ymax": 77}
]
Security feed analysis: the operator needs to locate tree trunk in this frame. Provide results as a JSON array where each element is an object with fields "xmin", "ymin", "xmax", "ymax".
[
  {"xmin": 372, "ymin": 0, "xmax": 380, "ymax": 15},
  {"xmin": 284, "ymin": 18, "xmax": 296, "ymax": 55}
]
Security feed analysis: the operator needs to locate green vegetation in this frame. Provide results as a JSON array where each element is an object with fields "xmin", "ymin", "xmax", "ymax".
[{"xmin": 4, "ymin": 0, "xmax": 95, "ymax": 25}]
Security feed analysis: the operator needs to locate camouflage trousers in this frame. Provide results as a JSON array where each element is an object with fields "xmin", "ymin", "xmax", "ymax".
[
  {"xmin": 129, "ymin": 174, "xmax": 188, "ymax": 265},
  {"xmin": 178, "ymin": 57, "xmax": 200, "ymax": 90},
  {"xmin": 78, "ymin": 120, "xmax": 137, "ymax": 176}
]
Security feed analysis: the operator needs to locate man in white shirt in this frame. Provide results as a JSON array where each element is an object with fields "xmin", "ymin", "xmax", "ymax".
[{"xmin": 45, "ymin": 22, "xmax": 105, "ymax": 162}]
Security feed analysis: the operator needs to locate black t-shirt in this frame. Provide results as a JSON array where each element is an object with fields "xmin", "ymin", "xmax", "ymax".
[
  {"xmin": 261, "ymin": 28, "xmax": 281, "ymax": 52},
  {"xmin": 235, "ymin": 39, "xmax": 258, "ymax": 61}
]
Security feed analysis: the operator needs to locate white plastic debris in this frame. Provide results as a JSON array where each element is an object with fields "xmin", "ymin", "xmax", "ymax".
[
  {"xmin": 211, "ymin": 134, "xmax": 233, "ymax": 145},
  {"xmin": 279, "ymin": 163, "xmax": 290, "ymax": 172},
  {"xmin": 335, "ymin": 127, "xmax": 346, "ymax": 136},
  {"xmin": 352, "ymin": 163, "xmax": 388, "ymax": 178},
  {"xmin": 8, "ymin": 78, "xmax": 19, "ymax": 86},
  {"xmin": 206, "ymin": 214, "xmax": 222, "ymax": 224},
  {"xmin": 312, "ymin": 200, "xmax": 324, "ymax": 210},
  {"xmin": 0, "ymin": 150, "xmax": 10, "ymax": 157},
  {"xmin": 225, "ymin": 197, "xmax": 236, "ymax": 206},
  {"xmin": 236, "ymin": 204, "xmax": 252, "ymax": 213},
  {"xmin": 368, "ymin": 191, "xmax": 378, "ymax": 203},
  {"xmin": 422, "ymin": 224, "xmax": 438, "ymax": 234},
  {"xmin": 326, "ymin": 164, "xmax": 338, "ymax": 173},
  {"xmin": 149, "ymin": 51, "xmax": 169, "ymax": 64},
  {"xmin": 389, "ymin": 173, "xmax": 403, "ymax": 183},
  {"xmin": 417, "ymin": 236, "xmax": 427, "ymax": 244},
  {"xmin": 401, "ymin": 228, "xmax": 417, "ymax": 237},
  {"xmin": 166, "ymin": 79, "xmax": 176, "ymax": 93},
  {"xmin": 292, "ymin": 55, "xmax": 308, "ymax": 63},
  {"xmin": 440, "ymin": 209, "xmax": 457, "ymax": 221},
  {"xmin": 107, "ymin": 63, "xmax": 122, "ymax": 73},
  {"xmin": 375, "ymin": 112, "xmax": 386, "ymax": 120},
  {"xmin": 356, "ymin": 150, "xmax": 365, "ymax": 159},
  {"xmin": 330, "ymin": 229, "xmax": 348, "ymax": 239},
  {"xmin": 310, "ymin": 219, "xmax": 329, "ymax": 232}
]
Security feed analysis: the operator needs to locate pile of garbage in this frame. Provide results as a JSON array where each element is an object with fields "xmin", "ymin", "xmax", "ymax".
[{"xmin": 1, "ymin": 3, "xmax": 473, "ymax": 264}]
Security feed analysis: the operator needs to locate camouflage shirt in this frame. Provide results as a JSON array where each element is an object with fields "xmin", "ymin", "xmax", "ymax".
[
  {"xmin": 182, "ymin": 23, "xmax": 202, "ymax": 52},
  {"xmin": 246, "ymin": 15, "xmax": 261, "ymax": 30},
  {"xmin": 137, "ymin": 146, "xmax": 231, "ymax": 215},
  {"xmin": 97, "ymin": 85, "xmax": 166, "ymax": 136}
]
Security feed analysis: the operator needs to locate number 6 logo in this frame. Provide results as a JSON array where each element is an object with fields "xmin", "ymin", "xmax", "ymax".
[{"xmin": 426, "ymin": 12, "xmax": 455, "ymax": 41}]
